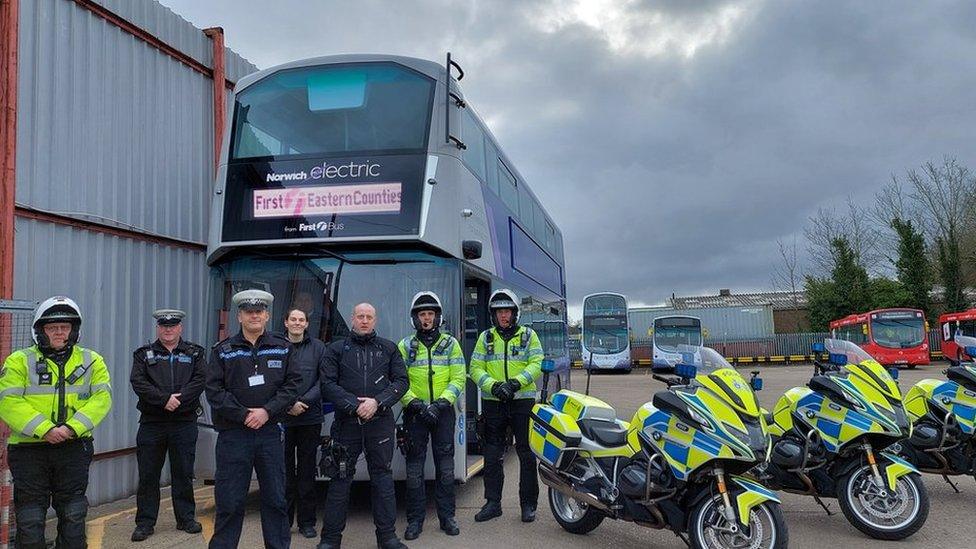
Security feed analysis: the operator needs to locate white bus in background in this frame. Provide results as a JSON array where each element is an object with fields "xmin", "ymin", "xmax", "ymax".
[
  {"xmin": 581, "ymin": 292, "xmax": 632, "ymax": 372},
  {"xmin": 652, "ymin": 315, "xmax": 703, "ymax": 370}
]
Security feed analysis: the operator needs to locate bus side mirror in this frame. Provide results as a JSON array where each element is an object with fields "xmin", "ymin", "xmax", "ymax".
[
  {"xmin": 541, "ymin": 359, "xmax": 556, "ymax": 373},
  {"xmin": 811, "ymin": 342, "xmax": 825, "ymax": 353},
  {"xmin": 462, "ymin": 240, "xmax": 482, "ymax": 260}
]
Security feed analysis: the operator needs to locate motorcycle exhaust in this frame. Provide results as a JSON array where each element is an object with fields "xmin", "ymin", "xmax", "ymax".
[{"xmin": 538, "ymin": 465, "xmax": 612, "ymax": 513}]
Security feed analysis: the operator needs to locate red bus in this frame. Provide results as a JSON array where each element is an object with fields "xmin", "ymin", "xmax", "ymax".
[
  {"xmin": 829, "ymin": 308, "xmax": 929, "ymax": 368},
  {"xmin": 937, "ymin": 308, "xmax": 976, "ymax": 363}
]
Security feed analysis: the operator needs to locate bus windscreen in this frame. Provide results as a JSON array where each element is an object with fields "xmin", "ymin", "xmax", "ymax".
[
  {"xmin": 871, "ymin": 314, "xmax": 925, "ymax": 349},
  {"xmin": 654, "ymin": 319, "xmax": 702, "ymax": 351}
]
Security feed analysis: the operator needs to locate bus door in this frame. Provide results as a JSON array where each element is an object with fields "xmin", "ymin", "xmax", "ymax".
[{"xmin": 463, "ymin": 275, "xmax": 490, "ymax": 457}]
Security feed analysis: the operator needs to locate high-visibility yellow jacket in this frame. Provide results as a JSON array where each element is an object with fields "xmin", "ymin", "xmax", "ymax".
[
  {"xmin": 398, "ymin": 332, "xmax": 466, "ymax": 405},
  {"xmin": 0, "ymin": 345, "xmax": 112, "ymax": 445},
  {"xmin": 469, "ymin": 326, "xmax": 544, "ymax": 401}
]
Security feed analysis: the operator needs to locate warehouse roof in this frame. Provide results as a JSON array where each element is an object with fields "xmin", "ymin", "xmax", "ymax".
[{"xmin": 669, "ymin": 290, "xmax": 807, "ymax": 310}]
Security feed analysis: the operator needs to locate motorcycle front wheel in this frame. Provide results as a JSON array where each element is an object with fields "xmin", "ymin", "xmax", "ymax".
[
  {"xmin": 837, "ymin": 466, "xmax": 928, "ymax": 540},
  {"xmin": 548, "ymin": 487, "xmax": 605, "ymax": 535},
  {"xmin": 689, "ymin": 493, "xmax": 788, "ymax": 549}
]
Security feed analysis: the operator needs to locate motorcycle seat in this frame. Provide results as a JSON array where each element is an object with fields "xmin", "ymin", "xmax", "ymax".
[{"xmin": 578, "ymin": 418, "xmax": 629, "ymax": 448}]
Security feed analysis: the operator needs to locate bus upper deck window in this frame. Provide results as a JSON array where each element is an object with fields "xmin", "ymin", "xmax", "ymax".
[{"xmin": 307, "ymin": 69, "xmax": 367, "ymax": 111}]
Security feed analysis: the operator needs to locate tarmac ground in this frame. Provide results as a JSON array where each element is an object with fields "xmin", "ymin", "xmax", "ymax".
[{"xmin": 81, "ymin": 363, "xmax": 976, "ymax": 548}]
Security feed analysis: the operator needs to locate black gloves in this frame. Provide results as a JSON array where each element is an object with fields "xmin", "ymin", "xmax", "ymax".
[
  {"xmin": 491, "ymin": 381, "xmax": 514, "ymax": 401},
  {"xmin": 405, "ymin": 399, "xmax": 426, "ymax": 416},
  {"xmin": 433, "ymin": 398, "xmax": 452, "ymax": 411},
  {"xmin": 421, "ymin": 403, "xmax": 441, "ymax": 426},
  {"xmin": 504, "ymin": 379, "xmax": 522, "ymax": 395}
]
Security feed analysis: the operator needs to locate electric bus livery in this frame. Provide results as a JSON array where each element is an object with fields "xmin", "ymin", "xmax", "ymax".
[
  {"xmin": 938, "ymin": 308, "xmax": 976, "ymax": 363},
  {"xmin": 830, "ymin": 308, "xmax": 929, "ymax": 368},
  {"xmin": 580, "ymin": 292, "xmax": 631, "ymax": 372},
  {"xmin": 198, "ymin": 54, "xmax": 570, "ymax": 482},
  {"xmin": 651, "ymin": 315, "xmax": 703, "ymax": 369}
]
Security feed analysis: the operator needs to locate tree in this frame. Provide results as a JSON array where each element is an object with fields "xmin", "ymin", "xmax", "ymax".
[
  {"xmin": 831, "ymin": 236, "xmax": 871, "ymax": 314},
  {"xmin": 891, "ymin": 217, "xmax": 932, "ymax": 316},
  {"xmin": 771, "ymin": 236, "xmax": 804, "ymax": 332},
  {"xmin": 805, "ymin": 197, "xmax": 882, "ymax": 276},
  {"xmin": 868, "ymin": 277, "xmax": 911, "ymax": 309},
  {"xmin": 938, "ymin": 225, "xmax": 968, "ymax": 312},
  {"xmin": 805, "ymin": 275, "xmax": 839, "ymax": 332}
]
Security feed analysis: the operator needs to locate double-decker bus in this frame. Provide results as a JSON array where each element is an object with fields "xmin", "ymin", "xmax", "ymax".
[
  {"xmin": 651, "ymin": 315, "xmax": 703, "ymax": 369},
  {"xmin": 938, "ymin": 308, "xmax": 976, "ymax": 363},
  {"xmin": 829, "ymin": 308, "xmax": 929, "ymax": 368},
  {"xmin": 198, "ymin": 54, "xmax": 569, "ymax": 482},
  {"xmin": 580, "ymin": 292, "xmax": 631, "ymax": 372}
]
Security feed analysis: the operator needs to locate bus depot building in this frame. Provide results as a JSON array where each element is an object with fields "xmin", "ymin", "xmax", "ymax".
[{"xmin": 0, "ymin": 0, "xmax": 255, "ymax": 506}]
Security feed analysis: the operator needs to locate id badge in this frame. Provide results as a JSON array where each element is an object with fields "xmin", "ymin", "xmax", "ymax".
[{"xmin": 248, "ymin": 374, "xmax": 265, "ymax": 387}]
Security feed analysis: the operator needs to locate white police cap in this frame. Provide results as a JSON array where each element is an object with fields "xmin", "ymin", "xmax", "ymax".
[
  {"xmin": 233, "ymin": 289, "xmax": 274, "ymax": 311},
  {"xmin": 152, "ymin": 309, "xmax": 185, "ymax": 326}
]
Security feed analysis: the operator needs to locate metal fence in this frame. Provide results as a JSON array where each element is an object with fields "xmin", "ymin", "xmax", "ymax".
[
  {"xmin": 0, "ymin": 299, "xmax": 36, "ymax": 547},
  {"xmin": 570, "ymin": 330, "xmax": 946, "ymax": 363}
]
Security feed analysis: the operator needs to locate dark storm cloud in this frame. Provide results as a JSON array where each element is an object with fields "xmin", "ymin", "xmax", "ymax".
[{"xmin": 161, "ymin": 0, "xmax": 976, "ymax": 314}]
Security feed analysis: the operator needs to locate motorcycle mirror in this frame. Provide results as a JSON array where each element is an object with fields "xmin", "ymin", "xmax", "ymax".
[
  {"xmin": 675, "ymin": 363, "xmax": 698, "ymax": 379},
  {"xmin": 541, "ymin": 359, "xmax": 556, "ymax": 373},
  {"xmin": 828, "ymin": 352, "xmax": 848, "ymax": 366},
  {"xmin": 811, "ymin": 342, "xmax": 825, "ymax": 353},
  {"xmin": 887, "ymin": 367, "xmax": 900, "ymax": 380},
  {"xmin": 751, "ymin": 377, "xmax": 764, "ymax": 391}
]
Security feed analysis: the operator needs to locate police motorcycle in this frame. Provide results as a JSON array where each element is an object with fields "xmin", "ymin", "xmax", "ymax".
[
  {"xmin": 895, "ymin": 334, "xmax": 976, "ymax": 491},
  {"xmin": 754, "ymin": 338, "xmax": 928, "ymax": 540},
  {"xmin": 529, "ymin": 346, "xmax": 787, "ymax": 548}
]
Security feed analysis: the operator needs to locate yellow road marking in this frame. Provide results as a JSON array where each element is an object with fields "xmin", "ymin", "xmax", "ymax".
[
  {"xmin": 87, "ymin": 486, "xmax": 212, "ymax": 549},
  {"xmin": 466, "ymin": 457, "xmax": 485, "ymax": 477}
]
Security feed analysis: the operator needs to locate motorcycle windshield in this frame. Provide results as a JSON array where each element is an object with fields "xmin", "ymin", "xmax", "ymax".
[
  {"xmin": 694, "ymin": 347, "xmax": 761, "ymax": 418},
  {"xmin": 825, "ymin": 338, "xmax": 902, "ymax": 402}
]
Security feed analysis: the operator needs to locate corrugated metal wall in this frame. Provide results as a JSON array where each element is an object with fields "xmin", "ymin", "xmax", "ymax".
[
  {"xmin": 10, "ymin": 0, "xmax": 256, "ymax": 505},
  {"xmin": 629, "ymin": 304, "xmax": 775, "ymax": 341}
]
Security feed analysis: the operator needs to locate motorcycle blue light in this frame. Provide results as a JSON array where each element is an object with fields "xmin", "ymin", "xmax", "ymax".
[
  {"xmin": 676, "ymin": 363, "xmax": 698, "ymax": 379},
  {"xmin": 541, "ymin": 359, "xmax": 556, "ymax": 373},
  {"xmin": 828, "ymin": 352, "xmax": 848, "ymax": 365},
  {"xmin": 811, "ymin": 342, "xmax": 825, "ymax": 353},
  {"xmin": 887, "ymin": 367, "xmax": 900, "ymax": 380},
  {"xmin": 751, "ymin": 377, "xmax": 764, "ymax": 391},
  {"xmin": 965, "ymin": 346, "xmax": 976, "ymax": 358}
]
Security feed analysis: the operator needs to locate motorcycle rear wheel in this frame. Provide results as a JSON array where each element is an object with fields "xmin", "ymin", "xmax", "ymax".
[{"xmin": 548, "ymin": 487, "xmax": 605, "ymax": 534}]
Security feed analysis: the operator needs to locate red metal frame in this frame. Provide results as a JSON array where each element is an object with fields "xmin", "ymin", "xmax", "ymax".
[{"xmin": 830, "ymin": 308, "xmax": 929, "ymax": 366}]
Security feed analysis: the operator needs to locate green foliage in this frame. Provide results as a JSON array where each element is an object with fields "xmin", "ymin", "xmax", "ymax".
[
  {"xmin": 868, "ymin": 277, "xmax": 911, "ymax": 309},
  {"xmin": 891, "ymin": 217, "xmax": 932, "ymax": 317},
  {"xmin": 938, "ymin": 225, "xmax": 968, "ymax": 312},
  {"xmin": 805, "ymin": 275, "xmax": 839, "ymax": 331},
  {"xmin": 830, "ymin": 237, "xmax": 871, "ymax": 313}
]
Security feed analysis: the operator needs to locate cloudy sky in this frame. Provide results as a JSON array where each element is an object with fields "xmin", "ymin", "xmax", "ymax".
[{"xmin": 160, "ymin": 0, "xmax": 976, "ymax": 316}]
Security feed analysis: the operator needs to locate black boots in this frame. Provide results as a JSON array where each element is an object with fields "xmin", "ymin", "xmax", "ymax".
[
  {"xmin": 521, "ymin": 503, "xmax": 537, "ymax": 523},
  {"xmin": 440, "ymin": 517, "xmax": 460, "ymax": 535},
  {"xmin": 475, "ymin": 500, "xmax": 503, "ymax": 522}
]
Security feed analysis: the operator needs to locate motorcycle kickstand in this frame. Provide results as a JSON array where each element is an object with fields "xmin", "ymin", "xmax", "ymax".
[
  {"xmin": 813, "ymin": 494, "xmax": 833, "ymax": 516},
  {"xmin": 674, "ymin": 530, "xmax": 690, "ymax": 548},
  {"xmin": 943, "ymin": 474, "xmax": 961, "ymax": 493}
]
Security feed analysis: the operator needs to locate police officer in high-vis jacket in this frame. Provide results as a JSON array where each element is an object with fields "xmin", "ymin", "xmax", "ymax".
[
  {"xmin": 206, "ymin": 290, "xmax": 302, "ymax": 549},
  {"xmin": 0, "ymin": 296, "xmax": 113, "ymax": 549},
  {"xmin": 130, "ymin": 309, "xmax": 207, "ymax": 542},
  {"xmin": 469, "ymin": 289, "xmax": 544, "ymax": 524},
  {"xmin": 398, "ymin": 292, "xmax": 465, "ymax": 541}
]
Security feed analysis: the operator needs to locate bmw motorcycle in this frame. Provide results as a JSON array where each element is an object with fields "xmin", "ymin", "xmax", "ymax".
[
  {"xmin": 530, "ymin": 346, "xmax": 788, "ymax": 548},
  {"xmin": 896, "ymin": 334, "xmax": 976, "ymax": 490},
  {"xmin": 754, "ymin": 339, "xmax": 928, "ymax": 540}
]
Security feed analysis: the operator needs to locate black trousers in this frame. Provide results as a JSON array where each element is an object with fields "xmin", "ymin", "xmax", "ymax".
[
  {"xmin": 404, "ymin": 407, "xmax": 456, "ymax": 525},
  {"xmin": 135, "ymin": 421, "xmax": 199, "ymax": 528},
  {"xmin": 321, "ymin": 415, "xmax": 397, "ymax": 545},
  {"xmin": 284, "ymin": 423, "xmax": 321, "ymax": 529},
  {"xmin": 8, "ymin": 438, "xmax": 94, "ymax": 549},
  {"xmin": 209, "ymin": 425, "xmax": 289, "ymax": 549},
  {"xmin": 482, "ymin": 398, "xmax": 539, "ymax": 507}
]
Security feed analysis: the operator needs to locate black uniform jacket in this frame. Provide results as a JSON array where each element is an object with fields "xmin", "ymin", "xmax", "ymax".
[
  {"xmin": 206, "ymin": 331, "xmax": 302, "ymax": 431},
  {"xmin": 280, "ymin": 333, "xmax": 325, "ymax": 427},
  {"xmin": 320, "ymin": 330, "xmax": 408, "ymax": 418},
  {"xmin": 130, "ymin": 338, "xmax": 206, "ymax": 423}
]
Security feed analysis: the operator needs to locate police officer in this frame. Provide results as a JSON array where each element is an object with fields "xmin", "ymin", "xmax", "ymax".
[
  {"xmin": 281, "ymin": 307, "xmax": 325, "ymax": 539},
  {"xmin": 398, "ymin": 292, "xmax": 465, "ymax": 540},
  {"xmin": 319, "ymin": 303, "xmax": 409, "ymax": 549},
  {"xmin": 469, "ymin": 289, "xmax": 545, "ymax": 523},
  {"xmin": 0, "ymin": 296, "xmax": 113, "ymax": 548},
  {"xmin": 130, "ymin": 309, "xmax": 206, "ymax": 542},
  {"xmin": 206, "ymin": 290, "xmax": 302, "ymax": 549}
]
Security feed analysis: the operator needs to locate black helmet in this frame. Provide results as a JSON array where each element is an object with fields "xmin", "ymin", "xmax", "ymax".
[
  {"xmin": 32, "ymin": 296, "xmax": 83, "ymax": 351},
  {"xmin": 488, "ymin": 289, "xmax": 520, "ymax": 327},
  {"xmin": 410, "ymin": 291, "xmax": 443, "ymax": 330}
]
